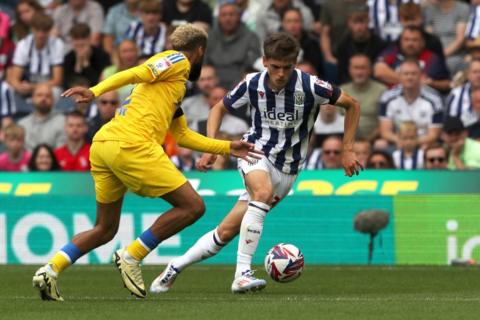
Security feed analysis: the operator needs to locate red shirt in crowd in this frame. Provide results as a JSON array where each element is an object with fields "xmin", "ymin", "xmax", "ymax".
[{"xmin": 55, "ymin": 143, "xmax": 91, "ymax": 171}]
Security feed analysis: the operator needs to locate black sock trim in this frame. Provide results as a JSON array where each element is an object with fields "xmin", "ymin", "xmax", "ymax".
[
  {"xmin": 212, "ymin": 232, "xmax": 226, "ymax": 247},
  {"xmin": 249, "ymin": 203, "xmax": 269, "ymax": 213}
]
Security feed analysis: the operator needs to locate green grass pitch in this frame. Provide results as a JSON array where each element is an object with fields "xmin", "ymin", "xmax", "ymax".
[{"xmin": 4, "ymin": 265, "xmax": 480, "ymax": 319}]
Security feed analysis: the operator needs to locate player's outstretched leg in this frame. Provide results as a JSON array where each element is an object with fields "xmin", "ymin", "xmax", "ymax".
[
  {"xmin": 231, "ymin": 170, "xmax": 272, "ymax": 294},
  {"xmin": 33, "ymin": 198, "xmax": 123, "ymax": 301},
  {"xmin": 150, "ymin": 201, "xmax": 247, "ymax": 293},
  {"xmin": 115, "ymin": 182, "xmax": 205, "ymax": 298}
]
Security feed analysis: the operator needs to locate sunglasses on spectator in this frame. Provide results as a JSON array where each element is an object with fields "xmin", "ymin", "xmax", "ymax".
[
  {"xmin": 99, "ymin": 100, "xmax": 119, "ymax": 105},
  {"xmin": 323, "ymin": 149, "xmax": 341, "ymax": 155},
  {"xmin": 427, "ymin": 157, "xmax": 445, "ymax": 163}
]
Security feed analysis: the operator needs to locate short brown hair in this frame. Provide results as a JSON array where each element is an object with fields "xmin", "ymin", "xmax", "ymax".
[
  {"xmin": 424, "ymin": 143, "xmax": 449, "ymax": 161},
  {"xmin": 4, "ymin": 124, "xmax": 25, "ymax": 140},
  {"xmin": 140, "ymin": 0, "xmax": 162, "ymax": 14},
  {"xmin": 70, "ymin": 23, "xmax": 91, "ymax": 39},
  {"xmin": 30, "ymin": 12, "xmax": 54, "ymax": 31},
  {"xmin": 263, "ymin": 32, "xmax": 299, "ymax": 61},
  {"xmin": 170, "ymin": 24, "xmax": 208, "ymax": 52},
  {"xmin": 399, "ymin": 2, "xmax": 421, "ymax": 21}
]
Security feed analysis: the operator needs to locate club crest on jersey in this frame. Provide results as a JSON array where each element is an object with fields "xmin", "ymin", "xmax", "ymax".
[
  {"xmin": 259, "ymin": 91, "xmax": 265, "ymax": 98},
  {"xmin": 294, "ymin": 92, "xmax": 305, "ymax": 105}
]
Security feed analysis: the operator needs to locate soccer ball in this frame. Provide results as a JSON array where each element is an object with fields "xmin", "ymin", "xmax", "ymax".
[{"xmin": 264, "ymin": 243, "xmax": 304, "ymax": 283}]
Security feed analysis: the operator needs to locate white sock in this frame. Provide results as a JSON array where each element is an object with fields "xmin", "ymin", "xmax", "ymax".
[
  {"xmin": 235, "ymin": 201, "xmax": 270, "ymax": 278},
  {"xmin": 170, "ymin": 228, "xmax": 226, "ymax": 271}
]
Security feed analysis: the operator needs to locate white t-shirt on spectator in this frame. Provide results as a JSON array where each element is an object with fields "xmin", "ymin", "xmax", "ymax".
[
  {"xmin": 13, "ymin": 35, "xmax": 64, "ymax": 83},
  {"xmin": 379, "ymin": 85, "xmax": 443, "ymax": 136}
]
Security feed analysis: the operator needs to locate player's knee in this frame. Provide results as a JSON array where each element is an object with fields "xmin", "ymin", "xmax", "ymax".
[
  {"xmin": 251, "ymin": 189, "xmax": 273, "ymax": 203},
  {"xmin": 184, "ymin": 197, "xmax": 205, "ymax": 222},
  {"xmin": 95, "ymin": 224, "xmax": 118, "ymax": 244}
]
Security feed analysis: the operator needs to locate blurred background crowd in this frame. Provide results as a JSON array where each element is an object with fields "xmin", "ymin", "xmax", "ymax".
[{"xmin": 0, "ymin": 0, "xmax": 479, "ymax": 173}]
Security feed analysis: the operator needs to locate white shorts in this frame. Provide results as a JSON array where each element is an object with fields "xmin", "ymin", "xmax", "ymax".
[{"xmin": 237, "ymin": 156, "xmax": 297, "ymax": 205}]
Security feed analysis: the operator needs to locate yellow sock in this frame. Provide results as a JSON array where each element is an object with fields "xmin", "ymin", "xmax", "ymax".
[
  {"xmin": 49, "ymin": 252, "xmax": 71, "ymax": 274},
  {"xmin": 126, "ymin": 239, "xmax": 150, "ymax": 261}
]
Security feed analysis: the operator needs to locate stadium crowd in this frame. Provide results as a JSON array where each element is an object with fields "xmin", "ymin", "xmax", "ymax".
[{"xmin": 0, "ymin": 0, "xmax": 479, "ymax": 172}]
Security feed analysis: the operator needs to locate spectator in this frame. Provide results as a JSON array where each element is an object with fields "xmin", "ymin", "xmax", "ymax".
[
  {"xmin": 442, "ymin": 116, "xmax": 480, "ymax": 169},
  {"xmin": 372, "ymin": 137, "xmax": 390, "ymax": 151},
  {"xmin": 162, "ymin": 0, "xmax": 213, "ymax": 31},
  {"xmin": 379, "ymin": 59, "xmax": 443, "ymax": 147},
  {"xmin": 171, "ymin": 146, "xmax": 197, "ymax": 171},
  {"xmin": 0, "ymin": 123, "xmax": 31, "ymax": 171},
  {"xmin": 28, "ymin": 143, "xmax": 61, "ymax": 171},
  {"xmin": 196, "ymin": 86, "xmax": 249, "ymax": 137},
  {"xmin": 281, "ymin": 7, "xmax": 323, "ymax": 76},
  {"xmin": 87, "ymin": 90, "xmax": 119, "ymax": 142},
  {"xmin": 0, "ymin": 12, "xmax": 15, "ymax": 80},
  {"xmin": 7, "ymin": 13, "xmax": 64, "ymax": 98},
  {"xmin": 468, "ymin": 87, "xmax": 480, "ymax": 136},
  {"xmin": 312, "ymin": 104, "xmax": 344, "ymax": 148},
  {"xmin": 374, "ymin": 26, "xmax": 450, "ymax": 92},
  {"xmin": 447, "ymin": 60, "xmax": 480, "ymax": 132},
  {"xmin": 424, "ymin": 143, "xmax": 449, "ymax": 170},
  {"xmin": 64, "ymin": 23, "xmax": 111, "ymax": 88},
  {"xmin": 100, "ymin": 39, "xmax": 139, "ymax": 103},
  {"xmin": 366, "ymin": 149, "xmax": 395, "ymax": 169},
  {"xmin": 18, "ymin": 84, "xmax": 66, "ymax": 151},
  {"xmin": 296, "ymin": 60, "xmax": 317, "ymax": 75},
  {"xmin": 55, "ymin": 110, "xmax": 90, "ymax": 171},
  {"xmin": 424, "ymin": 0, "xmax": 469, "ymax": 74},
  {"xmin": 10, "ymin": 0, "xmax": 44, "ymax": 42},
  {"xmin": 306, "ymin": 135, "xmax": 343, "ymax": 169},
  {"xmin": 125, "ymin": 0, "xmax": 168, "ymax": 57},
  {"xmin": 341, "ymin": 54, "xmax": 386, "ymax": 140},
  {"xmin": 256, "ymin": 0, "xmax": 315, "ymax": 42},
  {"xmin": 320, "ymin": 0, "xmax": 365, "ymax": 82},
  {"xmin": 205, "ymin": 1, "xmax": 261, "ymax": 90},
  {"xmin": 181, "ymin": 64, "xmax": 218, "ymax": 130},
  {"xmin": 398, "ymin": 3, "xmax": 445, "ymax": 60},
  {"xmin": 213, "ymin": 0, "xmax": 261, "ymax": 32},
  {"xmin": 335, "ymin": 7, "xmax": 387, "ymax": 83},
  {"xmin": 0, "ymin": 81, "xmax": 16, "ymax": 132},
  {"xmin": 353, "ymin": 138, "xmax": 371, "ymax": 168},
  {"xmin": 53, "ymin": 0, "xmax": 104, "ymax": 52},
  {"xmin": 392, "ymin": 121, "xmax": 424, "ymax": 170},
  {"xmin": 102, "ymin": 0, "xmax": 140, "ymax": 55},
  {"xmin": 368, "ymin": 0, "xmax": 419, "ymax": 42}
]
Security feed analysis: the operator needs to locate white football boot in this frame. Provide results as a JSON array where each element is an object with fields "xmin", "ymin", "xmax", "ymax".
[
  {"xmin": 150, "ymin": 262, "xmax": 180, "ymax": 293},
  {"xmin": 32, "ymin": 265, "xmax": 64, "ymax": 301},
  {"xmin": 231, "ymin": 270, "xmax": 267, "ymax": 294}
]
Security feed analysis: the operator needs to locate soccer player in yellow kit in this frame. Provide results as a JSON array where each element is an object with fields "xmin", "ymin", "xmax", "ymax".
[{"xmin": 32, "ymin": 24, "xmax": 261, "ymax": 301}]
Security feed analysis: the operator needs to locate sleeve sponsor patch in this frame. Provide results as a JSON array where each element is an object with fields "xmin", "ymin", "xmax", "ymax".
[
  {"xmin": 147, "ymin": 57, "xmax": 173, "ymax": 77},
  {"xmin": 314, "ymin": 78, "xmax": 332, "ymax": 92}
]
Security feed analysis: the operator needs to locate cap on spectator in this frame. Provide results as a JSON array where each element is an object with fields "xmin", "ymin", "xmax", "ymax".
[{"xmin": 443, "ymin": 117, "xmax": 465, "ymax": 133}]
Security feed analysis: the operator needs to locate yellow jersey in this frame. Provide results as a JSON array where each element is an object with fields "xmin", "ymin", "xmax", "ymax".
[{"xmin": 91, "ymin": 50, "xmax": 190, "ymax": 145}]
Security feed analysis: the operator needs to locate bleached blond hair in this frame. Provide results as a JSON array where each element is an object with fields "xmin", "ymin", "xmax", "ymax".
[{"xmin": 170, "ymin": 24, "xmax": 208, "ymax": 52}]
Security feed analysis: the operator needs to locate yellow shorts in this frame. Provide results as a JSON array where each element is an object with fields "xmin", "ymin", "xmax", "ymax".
[{"xmin": 90, "ymin": 140, "xmax": 187, "ymax": 203}]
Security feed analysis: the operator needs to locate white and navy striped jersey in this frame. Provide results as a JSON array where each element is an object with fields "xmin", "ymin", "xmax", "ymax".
[
  {"xmin": 465, "ymin": 5, "xmax": 480, "ymax": 40},
  {"xmin": 125, "ymin": 21, "xmax": 167, "ymax": 57},
  {"xmin": 392, "ymin": 148, "xmax": 424, "ymax": 169},
  {"xmin": 0, "ymin": 81, "xmax": 16, "ymax": 120},
  {"xmin": 379, "ymin": 85, "xmax": 444, "ymax": 136},
  {"xmin": 446, "ymin": 82, "xmax": 480, "ymax": 127},
  {"xmin": 12, "ymin": 34, "xmax": 64, "ymax": 83},
  {"xmin": 368, "ymin": 0, "xmax": 420, "ymax": 42},
  {"xmin": 223, "ymin": 69, "xmax": 341, "ymax": 174}
]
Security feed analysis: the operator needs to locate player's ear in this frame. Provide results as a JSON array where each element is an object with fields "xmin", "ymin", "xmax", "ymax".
[{"xmin": 262, "ymin": 56, "xmax": 268, "ymax": 68}]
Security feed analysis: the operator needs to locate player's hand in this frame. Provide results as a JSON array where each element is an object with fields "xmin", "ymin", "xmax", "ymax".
[
  {"xmin": 61, "ymin": 86, "xmax": 95, "ymax": 103},
  {"xmin": 342, "ymin": 149, "xmax": 363, "ymax": 177},
  {"xmin": 196, "ymin": 153, "xmax": 217, "ymax": 172},
  {"xmin": 230, "ymin": 140, "xmax": 263, "ymax": 163}
]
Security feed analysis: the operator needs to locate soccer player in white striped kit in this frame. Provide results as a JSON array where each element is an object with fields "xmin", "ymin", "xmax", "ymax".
[{"xmin": 150, "ymin": 32, "xmax": 363, "ymax": 294}]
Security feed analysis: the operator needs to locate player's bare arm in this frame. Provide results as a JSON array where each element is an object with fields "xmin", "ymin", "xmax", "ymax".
[
  {"xmin": 197, "ymin": 100, "xmax": 229, "ymax": 172},
  {"xmin": 334, "ymin": 91, "xmax": 363, "ymax": 177}
]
